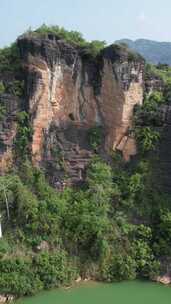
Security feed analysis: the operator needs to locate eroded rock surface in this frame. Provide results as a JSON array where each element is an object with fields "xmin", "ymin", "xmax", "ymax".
[
  {"xmin": 19, "ymin": 35, "xmax": 144, "ymax": 182},
  {"xmin": 0, "ymin": 94, "xmax": 20, "ymax": 173},
  {"xmin": 0, "ymin": 34, "xmax": 145, "ymax": 184}
]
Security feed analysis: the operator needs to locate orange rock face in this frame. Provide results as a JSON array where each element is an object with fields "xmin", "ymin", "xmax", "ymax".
[
  {"xmin": 18, "ymin": 36, "xmax": 144, "ymax": 168},
  {"xmin": 0, "ymin": 36, "xmax": 144, "ymax": 183},
  {"xmin": 0, "ymin": 95, "xmax": 18, "ymax": 173}
]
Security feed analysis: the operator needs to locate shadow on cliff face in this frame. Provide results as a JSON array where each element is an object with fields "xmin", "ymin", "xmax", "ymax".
[
  {"xmin": 42, "ymin": 121, "xmax": 107, "ymax": 187},
  {"xmin": 0, "ymin": 33, "xmax": 145, "ymax": 184},
  {"xmin": 157, "ymin": 106, "xmax": 171, "ymax": 194}
]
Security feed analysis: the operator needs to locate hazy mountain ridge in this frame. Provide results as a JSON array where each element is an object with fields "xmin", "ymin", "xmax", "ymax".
[{"xmin": 115, "ymin": 38, "xmax": 171, "ymax": 65}]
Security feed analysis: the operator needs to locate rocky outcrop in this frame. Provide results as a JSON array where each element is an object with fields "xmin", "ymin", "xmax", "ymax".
[
  {"xmin": 145, "ymin": 72, "xmax": 164, "ymax": 94},
  {"xmin": 0, "ymin": 34, "xmax": 144, "ymax": 184},
  {"xmin": 0, "ymin": 294, "xmax": 14, "ymax": 303},
  {"xmin": 0, "ymin": 94, "xmax": 20, "ymax": 173},
  {"xmin": 36, "ymin": 240, "xmax": 49, "ymax": 251},
  {"xmin": 156, "ymin": 256, "xmax": 171, "ymax": 284},
  {"xmin": 156, "ymin": 275, "xmax": 171, "ymax": 285},
  {"xmin": 16, "ymin": 35, "xmax": 144, "ymax": 183},
  {"xmin": 97, "ymin": 46, "xmax": 144, "ymax": 160}
]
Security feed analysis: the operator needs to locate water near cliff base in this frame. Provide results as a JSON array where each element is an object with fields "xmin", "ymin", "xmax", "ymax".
[{"xmin": 16, "ymin": 281, "xmax": 171, "ymax": 304}]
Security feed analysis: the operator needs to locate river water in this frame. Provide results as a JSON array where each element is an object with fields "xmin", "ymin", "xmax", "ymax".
[{"xmin": 16, "ymin": 281, "xmax": 171, "ymax": 304}]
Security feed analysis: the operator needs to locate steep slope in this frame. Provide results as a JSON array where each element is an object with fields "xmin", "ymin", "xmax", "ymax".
[
  {"xmin": 0, "ymin": 34, "xmax": 144, "ymax": 185},
  {"xmin": 1, "ymin": 30, "xmax": 171, "ymax": 298}
]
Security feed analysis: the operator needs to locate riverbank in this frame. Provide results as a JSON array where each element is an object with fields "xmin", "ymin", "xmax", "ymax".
[
  {"xmin": 156, "ymin": 275, "xmax": 171, "ymax": 285},
  {"xmin": 1, "ymin": 276, "xmax": 171, "ymax": 304},
  {"xmin": 14, "ymin": 281, "xmax": 171, "ymax": 304},
  {"xmin": 0, "ymin": 277, "xmax": 92, "ymax": 303},
  {"xmin": 0, "ymin": 295, "xmax": 14, "ymax": 303}
]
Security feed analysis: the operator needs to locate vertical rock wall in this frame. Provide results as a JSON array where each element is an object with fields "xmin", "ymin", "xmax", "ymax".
[{"xmin": 0, "ymin": 35, "xmax": 145, "ymax": 182}]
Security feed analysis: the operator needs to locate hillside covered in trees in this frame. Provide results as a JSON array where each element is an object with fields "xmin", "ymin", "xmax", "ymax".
[{"xmin": 0, "ymin": 26, "xmax": 171, "ymax": 298}]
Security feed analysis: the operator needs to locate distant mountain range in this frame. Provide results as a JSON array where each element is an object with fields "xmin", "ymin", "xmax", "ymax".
[{"xmin": 115, "ymin": 39, "xmax": 171, "ymax": 65}]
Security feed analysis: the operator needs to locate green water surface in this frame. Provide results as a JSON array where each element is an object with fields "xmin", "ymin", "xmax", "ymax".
[{"xmin": 16, "ymin": 281, "xmax": 171, "ymax": 304}]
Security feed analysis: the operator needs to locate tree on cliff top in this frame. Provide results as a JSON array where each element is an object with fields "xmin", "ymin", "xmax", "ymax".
[{"xmin": 28, "ymin": 24, "xmax": 106, "ymax": 56}]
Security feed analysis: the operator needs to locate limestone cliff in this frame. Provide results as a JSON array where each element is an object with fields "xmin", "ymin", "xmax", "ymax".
[{"xmin": 0, "ymin": 34, "xmax": 145, "ymax": 184}]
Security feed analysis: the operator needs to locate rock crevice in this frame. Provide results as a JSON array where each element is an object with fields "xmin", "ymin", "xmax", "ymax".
[{"xmin": 0, "ymin": 35, "xmax": 145, "ymax": 183}]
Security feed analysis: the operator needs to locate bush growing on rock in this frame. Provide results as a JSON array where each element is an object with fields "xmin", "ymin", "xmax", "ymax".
[{"xmin": 0, "ymin": 81, "xmax": 5, "ymax": 94}]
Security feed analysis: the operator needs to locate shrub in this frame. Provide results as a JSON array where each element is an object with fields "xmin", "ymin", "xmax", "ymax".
[
  {"xmin": 86, "ymin": 158, "xmax": 113, "ymax": 191},
  {"xmin": 34, "ymin": 24, "xmax": 85, "ymax": 44},
  {"xmin": 61, "ymin": 189, "xmax": 111, "ymax": 260},
  {"xmin": 153, "ymin": 209, "xmax": 171, "ymax": 256},
  {"xmin": 0, "ymin": 104, "xmax": 6, "ymax": 121},
  {"xmin": 0, "ymin": 174, "xmax": 38, "ymax": 229},
  {"xmin": 0, "ymin": 81, "xmax": 5, "ymax": 94},
  {"xmin": 88, "ymin": 126, "xmax": 103, "ymax": 150},
  {"xmin": 0, "ymin": 43, "xmax": 21, "ymax": 73},
  {"xmin": 33, "ymin": 251, "xmax": 75, "ymax": 289},
  {"xmin": 101, "ymin": 253, "xmax": 136, "ymax": 282},
  {"xmin": 135, "ymin": 126, "xmax": 160, "ymax": 152},
  {"xmin": 15, "ymin": 111, "xmax": 33, "ymax": 157},
  {"xmin": 134, "ymin": 91, "xmax": 164, "ymax": 127},
  {"xmin": 86, "ymin": 157, "xmax": 115, "ymax": 204},
  {"xmin": 0, "ymin": 257, "xmax": 43, "ymax": 296},
  {"xmin": 0, "ymin": 239, "xmax": 10, "ymax": 257},
  {"xmin": 29, "ymin": 24, "xmax": 106, "ymax": 57},
  {"xmin": 5, "ymin": 80, "xmax": 24, "ymax": 97},
  {"xmin": 128, "ymin": 173, "xmax": 144, "ymax": 194}
]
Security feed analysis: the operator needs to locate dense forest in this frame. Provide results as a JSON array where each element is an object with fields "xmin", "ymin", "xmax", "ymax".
[{"xmin": 0, "ymin": 26, "xmax": 171, "ymax": 298}]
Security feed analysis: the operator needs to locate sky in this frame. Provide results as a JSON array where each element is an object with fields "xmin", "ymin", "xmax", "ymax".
[{"xmin": 0, "ymin": 0, "xmax": 171, "ymax": 48}]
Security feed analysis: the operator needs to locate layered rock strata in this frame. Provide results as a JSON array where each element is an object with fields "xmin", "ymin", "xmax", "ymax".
[{"xmin": 0, "ymin": 34, "xmax": 145, "ymax": 183}]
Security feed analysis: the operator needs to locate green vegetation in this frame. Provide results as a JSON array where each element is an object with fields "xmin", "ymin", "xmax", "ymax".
[
  {"xmin": 133, "ymin": 91, "xmax": 164, "ymax": 153},
  {"xmin": 5, "ymin": 80, "xmax": 24, "ymax": 97},
  {"xmin": 0, "ymin": 28, "xmax": 171, "ymax": 299},
  {"xmin": 2, "ymin": 82, "xmax": 165, "ymax": 297},
  {"xmin": 14, "ymin": 112, "xmax": 33, "ymax": 157},
  {"xmin": 145, "ymin": 64, "xmax": 171, "ymax": 103},
  {"xmin": 0, "ymin": 251, "xmax": 75, "ymax": 296},
  {"xmin": 135, "ymin": 127, "xmax": 160, "ymax": 152},
  {"xmin": 88, "ymin": 126, "xmax": 103, "ymax": 150},
  {"xmin": 0, "ymin": 104, "xmax": 6, "ymax": 122},
  {"xmin": 27, "ymin": 24, "xmax": 106, "ymax": 57},
  {"xmin": 0, "ymin": 43, "xmax": 21, "ymax": 73},
  {"xmin": 34, "ymin": 24, "xmax": 86, "ymax": 43},
  {"xmin": 0, "ymin": 42, "xmax": 24, "ymax": 97},
  {"xmin": 145, "ymin": 63, "xmax": 171, "ymax": 84},
  {"xmin": 0, "ymin": 153, "xmax": 166, "ymax": 296},
  {"xmin": 0, "ymin": 81, "xmax": 5, "ymax": 94}
]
